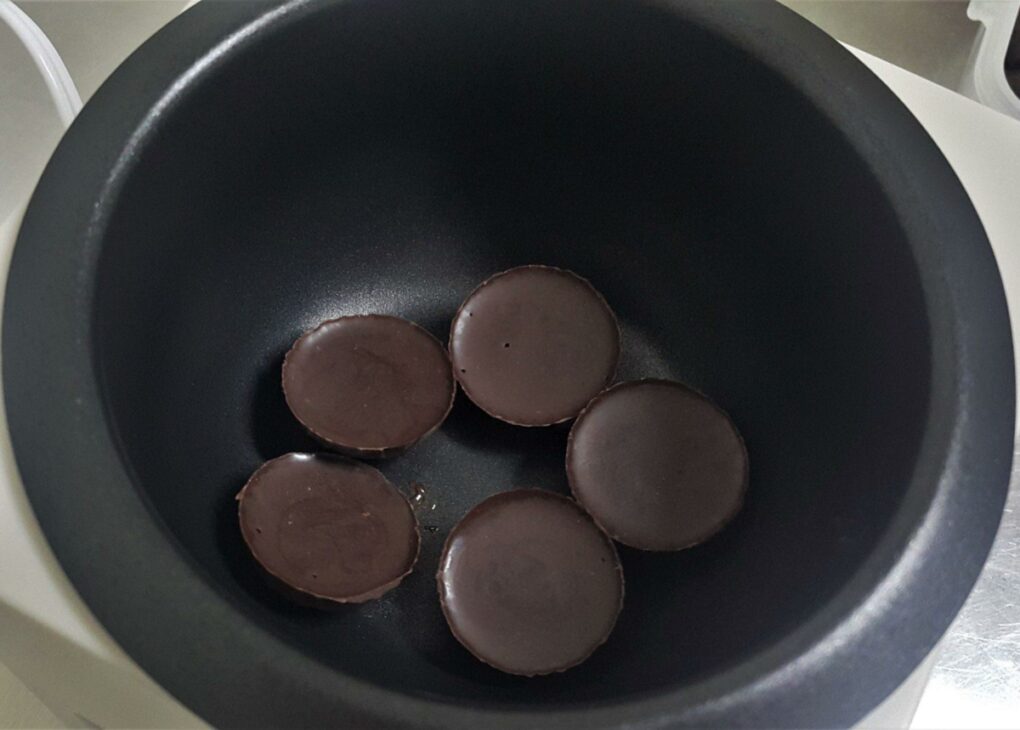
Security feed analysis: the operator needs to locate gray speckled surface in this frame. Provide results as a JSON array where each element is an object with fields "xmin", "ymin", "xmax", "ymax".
[{"xmin": 912, "ymin": 451, "xmax": 1020, "ymax": 729}]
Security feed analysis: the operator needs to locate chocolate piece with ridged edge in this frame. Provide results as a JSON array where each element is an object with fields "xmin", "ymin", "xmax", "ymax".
[
  {"xmin": 238, "ymin": 453, "xmax": 419, "ymax": 604},
  {"xmin": 449, "ymin": 266, "xmax": 619, "ymax": 426},
  {"xmin": 437, "ymin": 489, "xmax": 623, "ymax": 675},
  {"xmin": 283, "ymin": 315, "xmax": 455, "ymax": 458},
  {"xmin": 568, "ymin": 380, "xmax": 748, "ymax": 551}
]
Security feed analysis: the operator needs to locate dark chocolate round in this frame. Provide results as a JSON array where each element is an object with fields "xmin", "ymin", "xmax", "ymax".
[
  {"xmin": 437, "ymin": 489, "xmax": 623, "ymax": 676},
  {"xmin": 449, "ymin": 266, "xmax": 619, "ymax": 426},
  {"xmin": 567, "ymin": 380, "xmax": 748, "ymax": 551},
  {"xmin": 237, "ymin": 453, "xmax": 419, "ymax": 603},
  {"xmin": 283, "ymin": 315, "xmax": 455, "ymax": 457}
]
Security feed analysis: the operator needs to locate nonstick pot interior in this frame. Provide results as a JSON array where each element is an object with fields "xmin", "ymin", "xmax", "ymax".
[{"xmin": 4, "ymin": 1, "xmax": 1013, "ymax": 727}]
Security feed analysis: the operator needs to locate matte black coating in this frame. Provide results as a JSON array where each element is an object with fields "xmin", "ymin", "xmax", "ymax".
[{"xmin": 3, "ymin": 0, "xmax": 1013, "ymax": 728}]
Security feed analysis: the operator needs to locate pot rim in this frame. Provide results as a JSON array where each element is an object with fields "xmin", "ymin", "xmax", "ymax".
[{"xmin": 3, "ymin": 1, "xmax": 1013, "ymax": 727}]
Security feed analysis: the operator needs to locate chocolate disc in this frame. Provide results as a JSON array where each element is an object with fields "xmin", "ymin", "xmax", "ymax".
[
  {"xmin": 237, "ymin": 453, "xmax": 419, "ymax": 603},
  {"xmin": 437, "ymin": 489, "xmax": 623, "ymax": 675},
  {"xmin": 283, "ymin": 315, "xmax": 455, "ymax": 457},
  {"xmin": 567, "ymin": 380, "xmax": 748, "ymax": 551},
  {"xmin": 449, "ymin": 266, "xmax": 619, "ymax": 426}
]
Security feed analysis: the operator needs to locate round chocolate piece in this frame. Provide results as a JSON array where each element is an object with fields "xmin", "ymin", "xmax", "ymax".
[
  {"xmin": 567, "ymin": 380, "xmax": 748, "ymax": 551},
  {"xmin": 449, "ymin": 266, "xmax": 619, "ymax": 426},
  {"xmin": 237, "ymin": 453, "xmax": 419, "ymax": 603},
  {"xmin": 283, "ymin": 314, "xmax": 455, "ymax": 457},
  {"xmin": 437, "ymin": 489, "xmax": 623, "ymax": 676}
]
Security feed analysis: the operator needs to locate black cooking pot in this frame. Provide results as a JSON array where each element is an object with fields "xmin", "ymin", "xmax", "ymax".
[{"xmin": 3, "ymin": 0, "xmax": 1014, "ymax": 727}]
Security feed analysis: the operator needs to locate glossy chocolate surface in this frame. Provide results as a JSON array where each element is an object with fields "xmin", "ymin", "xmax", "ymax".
[
  {"xmin": 438, "ymin": 489, "xmax": 623, "ymax": 675},
  {"xmin": 238, "ymin": 453, "xmax": 419, "ymax": 603},
  {"xmin": 568, "ymin": 380, "xmax": 748, "ymax": 551},
  {"xmin": 449, "ymin": 266, "xmax": 618, "ymax": 426},
  {"xmin": 284, "ymin": 315, "xmax": 455, "ymax": 457}
]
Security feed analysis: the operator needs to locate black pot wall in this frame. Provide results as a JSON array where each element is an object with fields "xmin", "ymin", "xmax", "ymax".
[{"xmin": 4, "ymin": 1, "xmax": 1013, "ymax": 727}]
